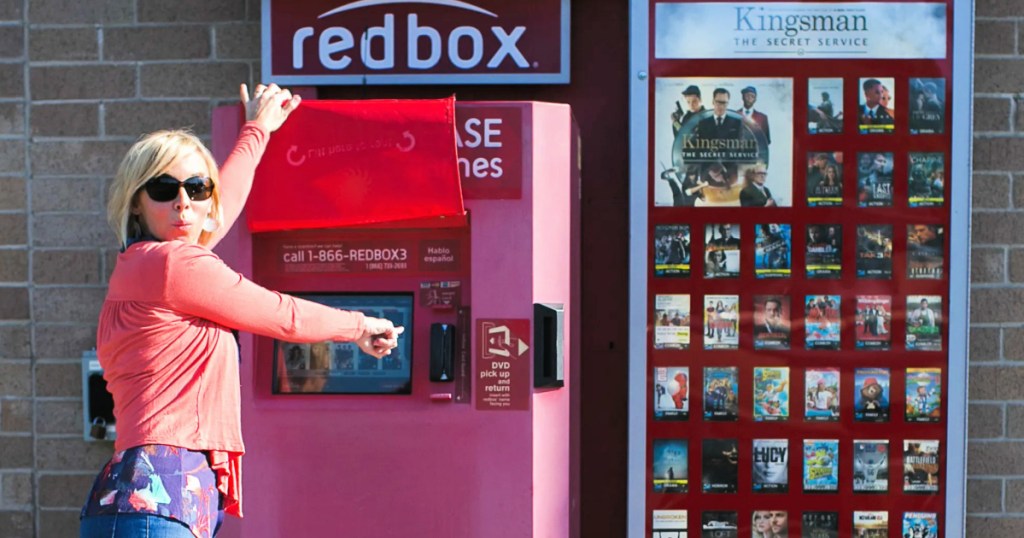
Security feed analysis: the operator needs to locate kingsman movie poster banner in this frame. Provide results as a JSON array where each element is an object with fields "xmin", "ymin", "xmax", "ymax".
[
  {"xmin": 654, "ymin": 3, "xmax": 947, "ymax": 59},
  {"xmin": 655, "ymin": 77, "xmax": 793, "ymax": 207}
]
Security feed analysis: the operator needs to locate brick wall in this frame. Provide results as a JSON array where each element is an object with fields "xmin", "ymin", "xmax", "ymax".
[
  {"xmin": 0, "ymin": 1, "xmax": 1016, "ymax": 537},
  {"xmin": 0, "ymin": 1, "xmax": 258, "ymax": 536},
  {"xmin": 968, "ymin": 0, "xmax": 1024, "ymax": 535}
]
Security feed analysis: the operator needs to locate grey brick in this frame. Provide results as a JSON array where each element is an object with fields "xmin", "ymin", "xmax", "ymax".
[
  {"xmin": 31, "ymin": 140, "xmax": 130, "ymax": 176},
  {"xmin": 33, "ymin": 287, "xmax": 106, "ymax": 323},
  {"xmin": 0, "ymin": 63, "xmax": 23, "ymax": 99},
  {"xmin": 0, "ymin": 103, "xmax": 24, "ymax": 135},
  {"xmin": 34, "ymin": 324, "xmax": 98, "ymax": 359},
  {"xmin": 0, "ymin": 25, "xmax": 23, "ymax": 59},
  {"xmin": 35, "ymin": 363, "xmax": 82, "ymax": 398},
  {"xmin": 139, "ymin": 0, "xmax": 245, "ymax": 22},
  {"xmin": 975, "ymin": 97, "xmax": 1010, "ymax": 133},
  {"xmin": 31, "ymin": 178, "xmax": 103, "ymax": 213},
  {"xmin": 141, "ymin": 62, "xmax": 249, "ymax": 98},
  {"xmin": 0, "ymin": 177, "xmax": 26, "ymax": 210},
  {"xmin": 972, "ymin": 247, "xmax": 1005, "ymax": 283},
  {"xmin": 29, "ymin": 28, "xmax": 98, "ymax": 62},
  {"xmin": 31, "ymin": 66, "xmax": 135, "ymax": 101},
  {"xmin": 105, "ymin": 101, "xmax": 211, "ymax": 136},
  {"xmin": 105, "ymin": 26, "xmax": 210, "ymax": 61},
  {"xmin": 0, "ymin": 325, "xmax": 29, "ymax": 358},
  {"xmin": 0, "ymin": 288, "xmax": 29, "ymax": 320},
  {"xmin": 33, "ymin": 213, "xmax": 111, "ymax": 248},
  {"xmin": 30, "ymin": 0, "xmax": 133, "ymax": 24},
  {"xmin": 0, "ymin": 400, "xmax": 31, "ymax": 432},
  {"xmin": 971, "ymin": 404, "xmax": 1005, "ymax": 439},
  {"xmin": 31, "ymin": 104, "xmax": 100, "ymax": 137}
]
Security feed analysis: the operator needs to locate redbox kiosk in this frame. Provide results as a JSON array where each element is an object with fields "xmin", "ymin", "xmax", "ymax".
[{"xmin": 210, "ymin": 99, "xmax": 580, "ymax": 537}]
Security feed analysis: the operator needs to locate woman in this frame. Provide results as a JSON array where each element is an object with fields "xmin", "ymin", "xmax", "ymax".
[
  {"xmin": 752, "ymin": 510, "xmax": 773, "ymax": 538},
  {"xmin": 80, "ymin": 84, "xmax": 402, "ymax": 538},
  {"xmin": 814, "ymin": 164, "xmax": 841, "ymax": 198}
]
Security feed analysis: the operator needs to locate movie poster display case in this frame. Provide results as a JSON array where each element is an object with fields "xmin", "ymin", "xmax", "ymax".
[{"xmin": 628, "ymin": 1, "xmax": 972, "ymax": 536}]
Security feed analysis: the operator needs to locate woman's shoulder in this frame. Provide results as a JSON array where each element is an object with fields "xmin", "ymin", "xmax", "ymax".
[{"xmin": 123, "ymin": 241, "xmax": 221, "ymax": 272}]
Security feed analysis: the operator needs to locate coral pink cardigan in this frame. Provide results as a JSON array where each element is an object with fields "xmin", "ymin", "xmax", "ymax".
[{"xmin": 97, "ymin": 122, "xmax": 366, "ymax": 517}]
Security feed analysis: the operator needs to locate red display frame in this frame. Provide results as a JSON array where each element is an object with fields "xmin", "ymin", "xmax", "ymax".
[{"xmin": 642, "ymin": 2, "xmax": 955, "ymax": 537}]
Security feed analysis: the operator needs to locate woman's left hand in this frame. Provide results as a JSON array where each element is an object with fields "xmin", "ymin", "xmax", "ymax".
[{"xmin": 240, "ymin": 83, "xmax": 301, "ymax": 133}]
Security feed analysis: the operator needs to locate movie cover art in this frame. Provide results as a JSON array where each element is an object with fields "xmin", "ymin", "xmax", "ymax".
[
  {"xmin": 702, "ymin": 438, "xmax": 739, "ymax": 493},
  {"xmin": 654, "ymin": 294, "xmax": 690, "ymax": 350},
  {"xmin": 654, "ymin": 367, "xmax": 690, "ymax": 421},
  {"xmin": 856, "ymin": 295, "xmax": 892, "ymax": 350},
  {"xmin": 802, "ymin": 512, "xmax": 839, "ymax": 538},
  {"xmin": 805, "ymin": 224, "xmax": 842, "ymax": 278},
  {"xmin": 754, "ymin": 367, "xmax": 790, "ymax": 421},
  {"xmin": 805, "ymin": 295, "xmax": 840, "ymax": 350},
  {"xmin": 705, "ymin": 224, "xmax": 740, "ymax": 278},
  {"xmin": 754, "ymin": 295, "xmax": 790, "ymax": 350},
  {"xmin": 902, "ymin": 512, "xmax": 938, "ymax": 538},
  {"xmin": 857, "ymin": 152, "xmax": 894, "ymax": 207},
  {"xmin": 903, "ymin": 440, "xmax": 940, "ymax": 493},
  {"xmin": 806, "ymin": 152, "xmax": 843, "ymax": 206},
  {"xmin": 755, "ymin": 224, "xmax": 791, "ymax": 278},
  {"xmin": 704, "ymin": 366, "xmax": 739, "ymax": 421},
  {"xmin": 858, "ymin": 77, "xmax": 895, "ymax": 134},
  {"xmin": 653, "ymin": 510, "xmax": 689, "ymax": 538},
  {"xmin": 855, "ymin": 368, "xmax": 891, "ymax": 422},
  {"xmin": 910, "ymin": 77, "xmax": 945, "ymax": 134},
  {"xmin": 805, "ymin": 368, "xmax": 839, "ymax": 422},
  {"xmin": 704, "ymin": 295, "xmax": 739, "ymax": 350},
  {"xmin": 857, "ymin": 225, "xmax": 893, "ymax": 279},
  {"xmin": 853, "ymin": 511, "xmax": 888, "ymax": 537},
  {"xmin": 701, "ymin": 512, "xmax": 738, "ymax": 538},
  {"xmin": 853, "ymin": 440, "xmax": 890, "ymax": 493},
  {"xmin": 908, "ymin": 224, "xmax": 944, "ymax": 279},
  {"xmin": 808, "ymin": 78, "xmax": 843, "ymax": 135},
  {"xmin": 653, "ymin": 439, "xmax": 689, "ymax": 493},
  {"xmin": 905, "ymin": 368, "xmax": 942, "ymax": 423},
  {"xmin": 803, "ymin": 440, "xmax": 839, "ymax": 492},
  {"xmin": 654, "ymin": 77, "xmax": 794, "ymax": 207},
  {"xmin": 752, "ymin": 511, "xmax": 789, "ymax": 538},
  {"xmin": 654, "ymin": 224, "xmax": 691, "ymax": 278},
  {"xmin": 753, "ymin": 439, "xmax": 789, "ymax": 493},
  {"xmin": 906, "ymin": 295, "xmax": 942, "ymax": 351},
  {"xmin": 908, "ymin": 153, "xmax": 945, "ymax": 207}
]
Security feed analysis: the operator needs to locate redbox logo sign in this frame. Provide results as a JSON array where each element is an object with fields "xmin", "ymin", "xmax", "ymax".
[{"xmin": 263, "ymin": 0, "xmax": 570, "ymax": 85}]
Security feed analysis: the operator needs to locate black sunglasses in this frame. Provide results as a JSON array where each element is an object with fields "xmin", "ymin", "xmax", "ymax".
[{"xmin": 142, "ymin": 174, "xmax": 214, "ymax": 202}]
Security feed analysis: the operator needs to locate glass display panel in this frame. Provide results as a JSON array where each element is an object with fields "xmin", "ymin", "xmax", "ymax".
[{"xmin": 272, "ymin": 293, "xmax": 413, "ymax": 395}]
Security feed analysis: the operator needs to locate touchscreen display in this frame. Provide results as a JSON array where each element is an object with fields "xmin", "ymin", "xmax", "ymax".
[{"xmin": 272, "ymin": 293, "xmax": 413, "ymax": 395}]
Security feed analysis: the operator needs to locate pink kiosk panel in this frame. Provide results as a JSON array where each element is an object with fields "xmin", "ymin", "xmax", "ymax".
[{"xmin": 211, "ymin": 101, "xmax": 580, "ymax": 537}]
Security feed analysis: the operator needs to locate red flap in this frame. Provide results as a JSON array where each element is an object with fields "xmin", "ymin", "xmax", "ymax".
[{"xmin": 247, "ymin": 98, "xmax": 466, "ymax": 233}]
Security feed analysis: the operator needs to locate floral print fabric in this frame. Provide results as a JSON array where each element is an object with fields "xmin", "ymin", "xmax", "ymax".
[{"xmin": 82, "ymin": 445, "xmax": 220, "ymax": 538}]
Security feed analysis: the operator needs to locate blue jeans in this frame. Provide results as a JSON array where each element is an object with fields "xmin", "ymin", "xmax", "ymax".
[{"xmin": 80, "ymin": 513, "xmax": 196, "ymax": 538}]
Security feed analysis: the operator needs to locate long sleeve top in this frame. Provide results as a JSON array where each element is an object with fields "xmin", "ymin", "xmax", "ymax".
[{"xmin": 96, "ymin": 122, "xmax": 367, "ymax": 518}]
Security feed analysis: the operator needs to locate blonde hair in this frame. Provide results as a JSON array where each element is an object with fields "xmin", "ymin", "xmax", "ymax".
[{"xmin": 107, "ymin": 130, "xmax": 221, "ymax": 249}]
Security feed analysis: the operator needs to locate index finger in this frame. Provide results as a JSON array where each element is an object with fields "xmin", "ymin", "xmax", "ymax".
[{"xmin": 239, "ymin": 83, "xmax": 250, "ymax": 104}]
